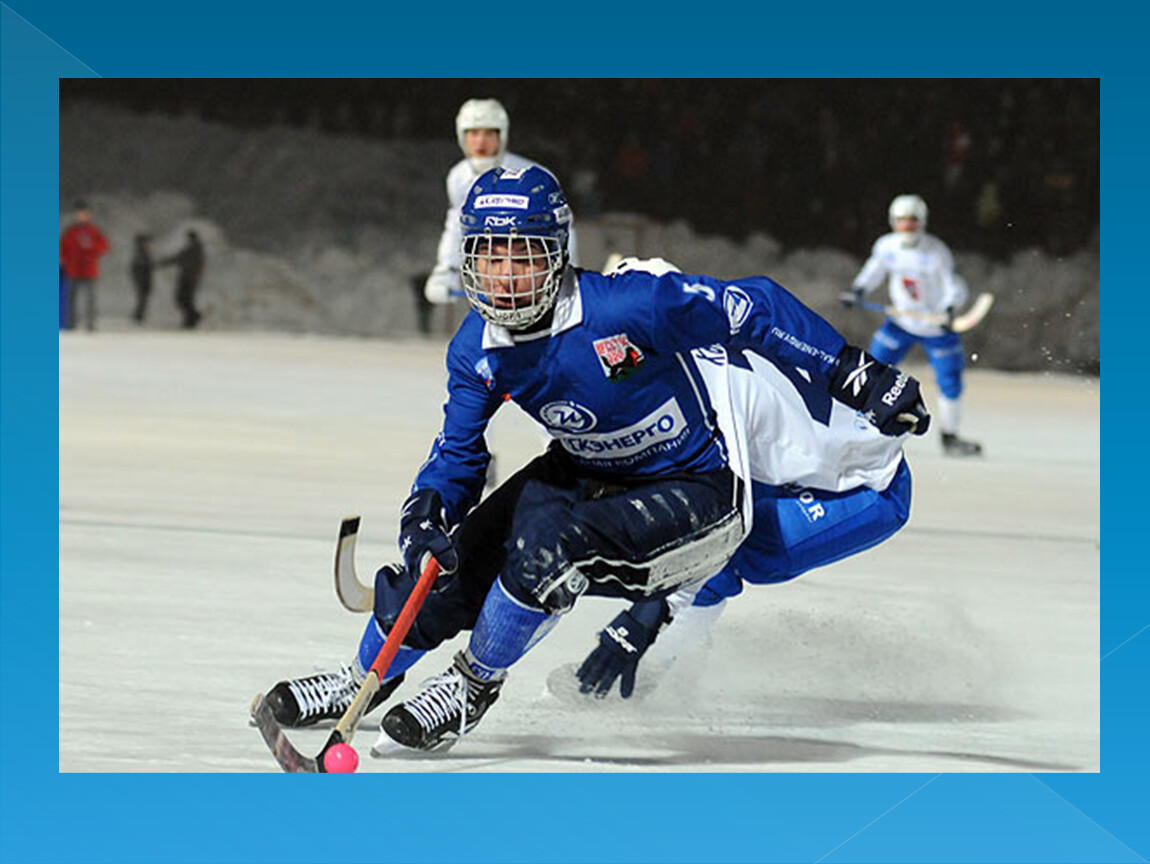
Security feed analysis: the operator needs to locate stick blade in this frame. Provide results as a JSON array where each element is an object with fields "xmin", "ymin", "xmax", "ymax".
[
  {"xmin": 250, "ymin": 694, "xmax": 320, "ymax": 773},
  {"xmin": 335, "ymin": 516, "xmax": 374, "ymax": 613},
  {"xmin": 952, "ymin": 292, "xmax": 994, "ymax": 333}
]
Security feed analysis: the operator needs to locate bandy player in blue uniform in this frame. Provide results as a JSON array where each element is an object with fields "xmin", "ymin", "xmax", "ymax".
[{"xmin": 261, "ymin": 166, "xmax": 930, "ymax": 754}]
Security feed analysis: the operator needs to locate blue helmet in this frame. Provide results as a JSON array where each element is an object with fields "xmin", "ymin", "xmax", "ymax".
[{"xmin": 459, "ymin": 165, "xmax": 572, "ymax": 329}]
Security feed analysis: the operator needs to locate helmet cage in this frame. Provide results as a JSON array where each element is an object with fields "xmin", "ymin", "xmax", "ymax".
[{"xmin": 461, "ymin": 232, "xmax": 566, "ymax": 329}]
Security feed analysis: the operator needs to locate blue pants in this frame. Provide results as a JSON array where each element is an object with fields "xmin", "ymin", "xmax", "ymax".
[
  {"xmin": 869, "ymin": 319, "xmax": 964, "ymax": 399},
  {"xmin": 693, "ymin": 458, "xmax": 912, "ymax": 605}
]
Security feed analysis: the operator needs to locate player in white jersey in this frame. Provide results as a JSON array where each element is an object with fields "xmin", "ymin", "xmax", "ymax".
[
  {"xmin": 841, "ymin": 194, "xmax": 983, "ymax": 457},
  {"xmin": 422, "ymin": 98, "xmax": 578, "ymax": 305}
]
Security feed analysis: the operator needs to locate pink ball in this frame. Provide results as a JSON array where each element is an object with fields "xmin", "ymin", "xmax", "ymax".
[{"xmin": 323, "ymin": 742, "xmax": 359, "ymax": 773}]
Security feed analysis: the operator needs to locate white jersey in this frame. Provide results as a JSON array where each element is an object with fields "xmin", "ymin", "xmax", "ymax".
[
  {"xmin": 425, "ymin": 153, "xmax": 579, "ymax": 303},
  {"xmin": 853, "ymin": 232, "xmax": 967, "ymax": 337},
  {"xmin": 695, "ymin": 346, "xmax": 905, "ymax": 497}
]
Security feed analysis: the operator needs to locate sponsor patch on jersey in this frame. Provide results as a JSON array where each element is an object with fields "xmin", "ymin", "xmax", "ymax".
[
  {"xmin": 474, "ymin": 194, "xmax": 529, "ymax": 210},
  {"xmin": 593, "ymin": 333, "xmax": 646, "ymax": 382},
  {"xmin": 724, "ymin": 286, "xmax": 753, "ymax": 334},
  {"xmin": 540, "ymin": 400, "xmax": 598, "ymax": 433},
  {"xmin": 554, "ymin": 397, "xmax": 689, "ymax": 464}
]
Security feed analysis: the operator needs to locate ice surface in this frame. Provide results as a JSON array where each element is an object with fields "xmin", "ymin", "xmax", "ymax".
[{"xmin": 59, "ymin": 329, "xmax": 1099, "ymax": 772}]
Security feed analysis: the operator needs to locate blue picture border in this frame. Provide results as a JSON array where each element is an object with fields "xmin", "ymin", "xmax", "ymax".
[{"xmin": 3, "ymin": 2, "xmax": 1135, "ymax": 861}]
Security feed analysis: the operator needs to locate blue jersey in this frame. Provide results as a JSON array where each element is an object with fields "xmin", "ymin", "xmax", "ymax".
[{"xmin": 414, "ymin": 266, "xmax": 847, "ymax": 527}]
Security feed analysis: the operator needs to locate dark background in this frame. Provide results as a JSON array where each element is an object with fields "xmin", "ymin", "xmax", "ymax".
[{"xmin": 60, "ymin": 78, "xmax": 1099, "ymax": 258}]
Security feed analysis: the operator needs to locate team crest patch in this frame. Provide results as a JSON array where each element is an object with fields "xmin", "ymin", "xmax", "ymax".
[{"xmin": 593, "ymin": 333, "xmax": 645, "ymax": 381}]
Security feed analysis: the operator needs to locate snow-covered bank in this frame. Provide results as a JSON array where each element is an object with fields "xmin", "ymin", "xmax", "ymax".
[{"xmin": 61, "ymin": 104, "xmax": 1099, "ymax": 373}]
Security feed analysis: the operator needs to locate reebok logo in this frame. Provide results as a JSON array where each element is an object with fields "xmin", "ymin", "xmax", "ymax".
[
  {"xmin": 881, "ymin": 371, "xmax": 910, "ymax": 406},
  {"xmin": 842, "ymin": 355, "xmax": 873, "ymax": 397}
]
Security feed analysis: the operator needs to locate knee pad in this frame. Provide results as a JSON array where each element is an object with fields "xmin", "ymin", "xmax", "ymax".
[{"xmin": 501, "ymin": 502, "xmax": 588, "ymax": 614}]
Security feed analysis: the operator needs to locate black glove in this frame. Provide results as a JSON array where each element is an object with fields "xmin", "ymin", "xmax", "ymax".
[
  {"xmin": 576, "ymin": 598, "xmax": 671, "ymax": 698},
  {"xmin": 830, "ymin": 345, "xmax": 931, "ymax": 437},
  {"xmin": 943, "ymin": 305, "xmax": 956, "ymax": 332},
  {"xmin": 398, "ymin": 488, "xmax": 459, "ymax": 584},
  {"xmin": 839, "ymin": 286, "xmax": 864, "ymax": 308}
]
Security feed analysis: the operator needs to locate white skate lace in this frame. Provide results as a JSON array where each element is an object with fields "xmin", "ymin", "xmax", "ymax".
[
  {"xmin": 286, "ymin": 665, "xmax": 356, "ymax": 721},
  {"xmin": 405, "ymin": 668, "xmax": 469, "ymax": 738}
]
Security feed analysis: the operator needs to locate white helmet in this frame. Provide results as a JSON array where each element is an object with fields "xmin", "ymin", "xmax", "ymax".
[
  {"xmin": 888, "ymin": 194, "xmax": 928, "ymax": 246},
  {"xmin": 455, "ymin": 98, "xmax": 509, "ymax": 173}
]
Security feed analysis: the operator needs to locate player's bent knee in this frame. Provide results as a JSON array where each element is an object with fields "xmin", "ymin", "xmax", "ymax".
[{"xmin": 502, "ymin": 505, "xmax": 590, "ymax": 614}]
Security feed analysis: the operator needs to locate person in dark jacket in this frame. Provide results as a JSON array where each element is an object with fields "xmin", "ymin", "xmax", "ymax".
[
  {"xmin": 130, "ymin": 233, "xmax": 154, "ymax": 323},
  {"xmin": 158, "ymin": 230, "xmax": 205, "ymax": 328}
]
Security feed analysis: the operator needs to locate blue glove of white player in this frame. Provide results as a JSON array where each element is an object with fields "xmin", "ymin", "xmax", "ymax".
[
  {"xmin": 576, "ymin": 598, "xmax": 671, "ymax": 698},
  {"xmin": 839, "ymin": 286, "xmax": 864, "ymax": 308},
  {"xmin": 398, "ymin": 488, "xmax": 459, "ymax": 585},
  {"xmin": 830, "ymin": 345, "xmax": 931, "ymax": 437}
]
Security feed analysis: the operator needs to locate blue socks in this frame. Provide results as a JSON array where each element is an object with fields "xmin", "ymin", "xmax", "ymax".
[
  {"xmin": 465, "ymin": 577, "xmax": 557, "ymax": 678},
  {"xmin": 353, "ymin": 615, "xmax": 425, "ymax": 682}
]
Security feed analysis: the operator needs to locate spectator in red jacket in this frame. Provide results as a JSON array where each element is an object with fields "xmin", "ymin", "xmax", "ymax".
[{"xmin": 59, "ymin": 199, "xmax": 111, "ymax": 331}]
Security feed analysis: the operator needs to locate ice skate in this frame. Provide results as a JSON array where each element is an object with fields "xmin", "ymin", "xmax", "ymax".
[
  {"xmin": 263, "ymin": 665, "xmax": 404, "ymax": 728},
  {"xmin": 372, "ymin": 651, "xmax": 504, "ymax": 754},
  {"xmin": 941, "ymin": 432, "xmax": 983, "ymax": 457}
]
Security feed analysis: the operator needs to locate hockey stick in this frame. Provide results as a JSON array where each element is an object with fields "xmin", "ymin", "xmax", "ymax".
[
  {"xmin": 859, "ymin": 291, "xmax": 994, "ymax": 334},
  {"xmin": 334, "ymin": 516, "xmax": 374, "ymax": 613},
  {"xmin": 252, "ymin": 553, "xmax": 441, "ymax": 773}
]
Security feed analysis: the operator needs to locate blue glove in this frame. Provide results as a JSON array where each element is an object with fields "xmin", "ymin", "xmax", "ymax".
[
  {"xmin": 830, "ymin": 345, "xmax": 931, "ymax": 437},
  {"xmin": 839, "ymin": 286, "xmax": 864, "ymax": 307},
  {"xmin": 576, "ymin": 598, "xmax": 671, "ymax": 698},
  {"xmin": 398, "ymin": 488, "xmax": 459, "ymax": 584}
]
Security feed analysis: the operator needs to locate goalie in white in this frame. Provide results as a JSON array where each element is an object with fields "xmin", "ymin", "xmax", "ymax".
[{"xmin": 840, "ymin": 194, "xmax": 983, "ymax": 457}]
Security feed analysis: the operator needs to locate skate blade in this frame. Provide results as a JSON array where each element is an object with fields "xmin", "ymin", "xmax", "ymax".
[{"xmin": 369, "ymin": 730, "xmax": 460, "ymax": 758}]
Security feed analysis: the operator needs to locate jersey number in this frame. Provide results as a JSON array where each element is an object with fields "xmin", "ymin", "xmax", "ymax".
[{"xmin": 682, "ymin": 282, "xmax": 716, "ymax": 302}]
